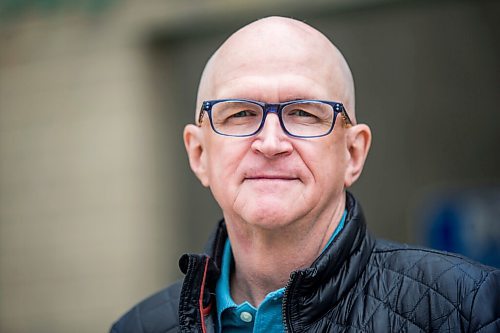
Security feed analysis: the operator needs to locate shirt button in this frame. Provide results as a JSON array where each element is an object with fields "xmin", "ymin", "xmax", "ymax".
[{"xmin": 239, "ymin": 311, "xmax": 253, "ymax": 323}]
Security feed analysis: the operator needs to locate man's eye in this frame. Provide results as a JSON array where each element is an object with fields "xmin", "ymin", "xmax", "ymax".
[
  {"xmin": 290, "ymin": 109, "xmax": 316, "ymax": 117},
  {"xmin": 230, "ymin": 110, "xmax": 255, "ymax": 118}
]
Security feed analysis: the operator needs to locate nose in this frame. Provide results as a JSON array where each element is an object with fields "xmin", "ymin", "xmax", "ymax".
[{"xmin": 251, "ymin": 113, "xmax": 293, "ymax": 158}]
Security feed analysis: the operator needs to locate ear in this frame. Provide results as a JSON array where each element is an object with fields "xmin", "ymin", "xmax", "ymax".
[
  {"xmin": 184, "ymin": 124, "xmax": 210, "ymax": 187},
  {"xmin": 344, "ymin": 124, "xmax": 372, "ymax": 188}
]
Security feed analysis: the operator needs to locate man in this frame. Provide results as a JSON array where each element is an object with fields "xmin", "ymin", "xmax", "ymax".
[{"xmin": 111, "ymin": 17, "xmax": 499, "ymax": 332}]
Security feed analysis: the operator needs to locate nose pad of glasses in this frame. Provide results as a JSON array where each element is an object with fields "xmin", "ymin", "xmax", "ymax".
[
  {"xmin": 265, "ymin": 104, "xmax": 280, "ymax": 114},
  {"xmin": 260, "ymin": 104, "xmax": 282, "ymax": 130}
]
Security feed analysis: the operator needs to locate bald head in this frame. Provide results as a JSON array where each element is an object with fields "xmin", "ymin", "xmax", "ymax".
[{"xmin": 196, "ymin": 16, "xmax": 356, "ymax": 121}]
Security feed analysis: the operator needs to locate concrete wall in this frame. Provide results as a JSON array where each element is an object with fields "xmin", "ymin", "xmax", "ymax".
[{"xmin": 0, "ymin": 3, "xmax": 186, "ymax": 332}]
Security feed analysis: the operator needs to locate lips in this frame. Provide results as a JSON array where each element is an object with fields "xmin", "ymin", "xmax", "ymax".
[
  {"xmin": 243, "ymin": 172, "xmax": 300, "ymax": 182},
  {"xmin": 245, "ymin": 175, "xmax": 298, "ymax": 180},
  {"xmin": 242, "ymin": 167, "xmax": 302, "ymax": 183}
]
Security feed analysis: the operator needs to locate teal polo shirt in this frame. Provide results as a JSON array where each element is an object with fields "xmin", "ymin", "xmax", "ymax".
[{"xmin": 215, "ymin": 210, "xmax": 347, "ymax": 333}]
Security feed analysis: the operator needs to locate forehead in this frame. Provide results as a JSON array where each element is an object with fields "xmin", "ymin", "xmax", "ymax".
[
  {"xmin": 213, "ymin": 74, "xmax": 334, "ymax": 103},
  {"xmin": 213, "ymin": 48, "xmax": 344, "ymax": 102}
]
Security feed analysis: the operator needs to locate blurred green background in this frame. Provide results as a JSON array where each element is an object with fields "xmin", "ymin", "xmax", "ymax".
[{"xmin": 1, "ymin": 0, "xmax": 499, "ymax": 332}]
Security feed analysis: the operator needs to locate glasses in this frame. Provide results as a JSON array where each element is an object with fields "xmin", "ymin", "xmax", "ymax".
[{"xmin": 198, "ymin": 99, "xmax": 352, "ymax": 138}]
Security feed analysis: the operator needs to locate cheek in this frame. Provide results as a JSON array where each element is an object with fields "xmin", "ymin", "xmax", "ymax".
[
  {"xmin": 205, "ymin": 139, "xmax": 251, "ymax": 198},
  {"xmin": 301, "ymin": 138, "xmax": 348, "ymax": 191}
]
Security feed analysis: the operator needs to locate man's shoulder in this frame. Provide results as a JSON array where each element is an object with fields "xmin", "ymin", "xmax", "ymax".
[
  {"xmin": 366, "ymin": 238, "xmax": 500, "ymax": 332},
  {"xmin": 110, "ymin": 280, "xmax": 183, "ymax": 333},
  {"xmin": 371, "ymin": 238, "xmax": 498, "ymax": 279}
]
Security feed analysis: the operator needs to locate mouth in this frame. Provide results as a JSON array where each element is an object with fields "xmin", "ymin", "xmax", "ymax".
[
  {"xmin": 244, "ymin": 176, "xmax": 299, "ymax": 181},
  {"xmin": 242, "ymin": 167, "xmax": 302, "ymax": 184}
]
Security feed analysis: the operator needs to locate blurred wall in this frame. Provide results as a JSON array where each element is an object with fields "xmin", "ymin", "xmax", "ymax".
[
  {"xmin": 0, "ymin": 0, "xmax": 498, "ymax": 332},
  {"xmin": 0, "ymin": 2, "xmax": 189, "ymax": 332}
]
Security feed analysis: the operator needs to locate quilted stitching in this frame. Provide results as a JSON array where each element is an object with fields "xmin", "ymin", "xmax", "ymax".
[
  {"xmin": 303, "ymin": 246, "xmax": 485, "ymax": 332},
  {"xmin": 317, "ymin": 247, "xmax": 491, "ymax": 332},
  {"xmin": 364, "ymin": 293, "xmax": 427, "ymax": 332},
  {"xmin": 368, "ymin": 262, "xmax": 469, "ymax": 317},
  {"xmin": 370, "ymin": 263, "xmax": 471, "ymax": 324}
]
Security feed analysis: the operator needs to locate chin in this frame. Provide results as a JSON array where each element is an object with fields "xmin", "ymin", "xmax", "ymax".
[
  {"xmin": 228, "ymin": 191, "xmax": 311, "ymax": 230},
  {"xmin": 248, "ymin": 219, "xmax": 293, "ymax": 231},
  {"xmin": 241, "ymin": 206, "xmax": 303, "ymax": 230}
]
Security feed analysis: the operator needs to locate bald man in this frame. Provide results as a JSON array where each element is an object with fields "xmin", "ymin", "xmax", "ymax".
[{"xmin": 111, "ymin": 17, "xmax": 499, "ymax": 333}]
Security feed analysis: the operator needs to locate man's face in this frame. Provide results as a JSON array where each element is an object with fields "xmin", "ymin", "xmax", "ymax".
[{"xmin": 188, "ymin": 22, "xmax": 357, "ymax": 230}]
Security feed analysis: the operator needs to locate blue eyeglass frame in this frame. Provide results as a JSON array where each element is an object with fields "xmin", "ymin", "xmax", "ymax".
[{"xmin": 198, "ymin": 99, "xmax": 353, "ymax": 138}]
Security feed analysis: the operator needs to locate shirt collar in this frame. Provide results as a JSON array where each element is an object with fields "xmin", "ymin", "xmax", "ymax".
[{"xmin": 216, "ymin": 239, "xmax": 238, "ymax": 319}]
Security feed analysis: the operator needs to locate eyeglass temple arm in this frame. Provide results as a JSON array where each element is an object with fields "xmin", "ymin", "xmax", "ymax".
[
  {"xmin": 341, "ymin": 107, "xmax": 353, "ymax": 128},
  {"xmin": 197, "ymin": 108, "xmax": 206, "ymax": 126}
]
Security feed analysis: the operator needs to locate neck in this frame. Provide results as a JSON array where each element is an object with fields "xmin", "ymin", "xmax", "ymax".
[{"xmin": 226, "ymin": 193, "xmax": 346, "ymax": 307}]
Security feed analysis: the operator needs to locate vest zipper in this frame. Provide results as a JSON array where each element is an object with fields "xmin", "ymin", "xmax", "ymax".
[
  {"xmin": 282, "ymin": 271, "xmax": 300, "ymax": 333},
  {"xmin": 198, "ymin": 257, "xmax": 208, "ymax": 333}
]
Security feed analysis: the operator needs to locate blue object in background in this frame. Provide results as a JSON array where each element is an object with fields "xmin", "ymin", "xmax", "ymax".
[{"xmin": 419, "ymin": 187, "xmax": 500, "ymax": 268}]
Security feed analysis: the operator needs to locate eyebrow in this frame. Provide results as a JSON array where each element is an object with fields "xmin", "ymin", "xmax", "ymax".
[
  {"xmin": 286, "ymin": 97, "xmax": 310, "ymax": 102},
  {"xmin": 281, "ymin": 94, "xmax": 329, "ymax": 102}
]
